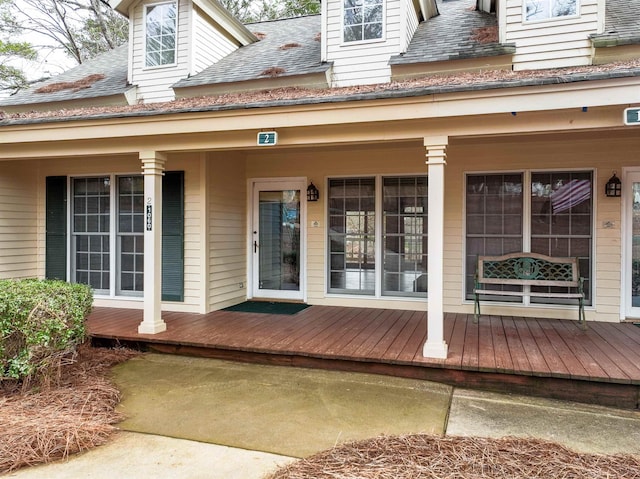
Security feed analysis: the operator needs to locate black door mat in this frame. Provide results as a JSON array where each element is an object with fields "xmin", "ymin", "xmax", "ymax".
[{"xmin": 222, "ymin": 301, "xmax": 310, "ymax": 315}]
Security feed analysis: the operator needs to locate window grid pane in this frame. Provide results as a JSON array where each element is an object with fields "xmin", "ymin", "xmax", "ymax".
[
  {"xmin": 465, "ymin": 174, "xmax": 524, "ymax": 300},
  {"xmin": 328, "ymin": 178, "xmax": 376, "ymax": 294},
  {"xmin": 382, "ymin": 176, "xmax": 428, "ymax": 296},
  {"xmin": 145, "ymin": 2, "xmax": 177, "ymax": 67},
  {"xmin": 343, "ymin": 0, "xmax": 383, "ymax": 42},
  {"xmin": 118, "ymin": 176, "xmax": 145, "ymax": 294},
  {"xmin": 530, "ymin": 171, "xmax": 592, "ymax": 303},
  {"xmin": 465, "ymin": 171, "xmax": 592, "ymax": 306},
  {"xmin": 72, "ymin": 177, "xmax": 110, "ymax": 292}
]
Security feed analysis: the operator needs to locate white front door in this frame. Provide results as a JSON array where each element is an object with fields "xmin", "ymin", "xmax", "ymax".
[{"xmin": 251, "ymin": 179, "xmax": 306, "ymax": 300}]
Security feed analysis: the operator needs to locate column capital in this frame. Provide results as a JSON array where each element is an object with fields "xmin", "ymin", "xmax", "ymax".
[
  {"xmin": 140, "ymin": 151, "xmax": 167, "ymax": 176},
  {"xmin": 139, "ymin": 150, "xmax": 168, "ymax": 162},
  {"xmin": 423, "ymin": 136, "xmax": 449, "ymax": 148},
  {"xmin": 424, "ymin": 138, "xmax": 447, "ymax": 166}
]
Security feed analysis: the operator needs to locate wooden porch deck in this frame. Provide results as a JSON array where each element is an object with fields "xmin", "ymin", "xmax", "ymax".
[{"xmin": 87, "ymin": 305, "xmax": 640, "ymax": 409}]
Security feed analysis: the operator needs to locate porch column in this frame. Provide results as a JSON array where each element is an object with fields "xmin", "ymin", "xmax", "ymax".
[
  {"xmin": 138, "ymin": 151, "xmax": 167, "ymax": 334},
  {"xmin": 423, "ymin": 136, "xmax": 448, "ymax": 359}
]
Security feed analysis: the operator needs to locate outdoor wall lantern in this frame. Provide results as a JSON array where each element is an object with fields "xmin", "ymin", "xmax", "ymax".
[
  {"xmin": 307, "ymin": 182, "xmax": 319, "ymax": 202},
  {"xmin": 605, "ymin": 172, "xmax": 621, "ymax": 198}
]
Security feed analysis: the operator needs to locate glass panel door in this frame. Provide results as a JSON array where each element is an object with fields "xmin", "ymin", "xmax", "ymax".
[
  {"xmin": 252, "ymin": 181, "xmax": 305, "ymax": 300},
  {"xmin": 627, "ymin": 174, "xmax": 640, "ymax": 318}
]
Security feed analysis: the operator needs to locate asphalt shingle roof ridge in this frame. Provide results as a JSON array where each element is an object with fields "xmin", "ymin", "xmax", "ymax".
[{"xmin": 3, "ymin": 59, "xmax": 640, "ymax": 126}]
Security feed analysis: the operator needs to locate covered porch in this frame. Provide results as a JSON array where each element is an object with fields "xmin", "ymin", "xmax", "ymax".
[{"xmin": 87, "ymin": 306, "xmax": 640, "ymax": 410}]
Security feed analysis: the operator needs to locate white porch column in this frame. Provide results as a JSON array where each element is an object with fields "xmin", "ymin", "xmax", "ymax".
[
  {"xmin": 423, "ymin": 136, "xmax": 449, "ymax": 359},
  {"xmin": 138, "ymin": 151, "xmax": 167, "ymax": 334}
]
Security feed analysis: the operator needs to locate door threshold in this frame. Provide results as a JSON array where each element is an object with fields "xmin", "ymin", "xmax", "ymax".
[{"xmin": 250, "ymin": 298, "xmax": 306, "ymax": 304}]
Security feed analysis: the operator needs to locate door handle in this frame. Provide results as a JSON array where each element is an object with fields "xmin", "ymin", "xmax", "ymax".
[{"xmin": 254, "ymin": 240, "xmax": 258, "ymax": 253}]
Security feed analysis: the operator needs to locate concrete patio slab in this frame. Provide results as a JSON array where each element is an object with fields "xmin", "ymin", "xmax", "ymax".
[
  {"xmin": 112, "ymin": 354, "xmax": 452, "ymax": 458},
  {"xmin": 446, "ymin": 388, "xmax": 640, "ymax": 455}
]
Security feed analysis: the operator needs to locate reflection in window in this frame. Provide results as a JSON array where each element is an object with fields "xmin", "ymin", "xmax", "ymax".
[
  {"xmin": 72, "ymin": 177, "xmax": 111, "ymax": 293},
  {"xmin": 343, "ymin": 0, "xmax": 384, "ymax": 42},
  {"xmin": 383, "ymin": 176, "xmax": 428, "ymax": 296},
  {"xmin": 465, "ymin": 171, "xmax": 592, "ymax": 305},
  {"xmin": 118, "ymin": 176, "xmax": 144, "ymax": 295},
  {"xmin": 145, "ymin": 2, "xmax": 177, "ymax": 67},
  {"xmin": 525, "ymin": 0, "xmax": 577, "ymax": 21},
  {"xmin": 329, "ymin": 178, "xmax": 376, "ymax": 293},
  {"xmin": 530, "ymin": 171, "xmax": 592, "ymax": 303}
]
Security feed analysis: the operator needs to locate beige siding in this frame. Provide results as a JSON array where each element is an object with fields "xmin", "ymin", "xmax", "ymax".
[
  {"xmin": 241, "ymin": 132, "xmax": 639, "ymax": 322},
  {"xmin": 34, "ymin": 155, "xmax": 204, "ymax": 313},
  {"xmin": 130, "ymin": 0, "xmax": 192, "ymax": 103},
  {"xmin": 504, "ymin": 0, "xmax": 600, "ymax": 70},
  {"xmin": 192, "ymin": 7, "xmax": 238, "ymax": 74},
  {"xmin": 247, "ymin": 144, "xmax": 429, "ymax": 311},
  {"xmin": 445, "ymin": 135, "xmax": 640, "ymax": 323},
  {"xmin": 325, "ymin": 0, "xmax": 403, "ymax": 86},
  {"xmin": 0, "ymin": 161, "xmax": 38, "ymax": 279},
  {"xmin": 208, "ymin": 152, "xmax": 247, "ymax": 310}
]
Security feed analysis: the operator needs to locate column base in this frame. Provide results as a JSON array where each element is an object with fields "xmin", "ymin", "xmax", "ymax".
[
  {"xmin": 423, "ymin": 340, "xmax": 448, "ymax": 359},
  {"xmin": 138, "ymin": 319, "xmax": 167, "ymax": 335}
]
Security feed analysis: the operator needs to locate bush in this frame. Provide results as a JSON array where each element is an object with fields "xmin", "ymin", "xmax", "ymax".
[{"xmin": 0, "ymin": 279, "xmax": 93, "ymax": 386}]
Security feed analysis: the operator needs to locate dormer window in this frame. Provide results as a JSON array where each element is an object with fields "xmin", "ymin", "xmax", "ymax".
[
  {"xmin": 145, "ymin": 1, "xmax": 177, "ymax": 67},
  {"xmin": 343, "ymin": 0, "xmax": 384, "ymax": 43},
  {"xmin": 524, "ymin": 0, "xmax": 578, "ymax": 22}
]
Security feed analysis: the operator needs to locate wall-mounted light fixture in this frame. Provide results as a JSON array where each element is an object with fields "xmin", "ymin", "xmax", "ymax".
[
  {"xmin": 307, "ymin": 182, "xmax": 319, "ymax": 202},
  {"xmin": 605, "ymin": 172, "xmax": 621, "ymax": 198}
]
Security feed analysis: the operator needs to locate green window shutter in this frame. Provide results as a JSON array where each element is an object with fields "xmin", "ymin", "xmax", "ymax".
[
  {"xmin": 162, "ymin": 171, "xmax": 184, "ymax": 301},
  {"xmin": 45, "ymin": 176, "xmax": 67, "ymax": 280}
]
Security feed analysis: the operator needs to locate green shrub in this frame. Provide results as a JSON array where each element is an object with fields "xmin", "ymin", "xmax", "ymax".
[{"xmin": 0, "ymin": 279, "xmax": 93, "ymax": 385}]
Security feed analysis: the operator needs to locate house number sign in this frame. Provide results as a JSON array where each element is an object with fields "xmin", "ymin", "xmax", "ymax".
[
  {"xmin": 146, "ymin": 199, "xmax": 153, "ymax": 231},
  {"xmin": 624, "ymin": 107, "xmax": 640, "ymax": 125},
  {"xmin": 257, "ymin": 131, "xmax": 278, "ymax": 146}
]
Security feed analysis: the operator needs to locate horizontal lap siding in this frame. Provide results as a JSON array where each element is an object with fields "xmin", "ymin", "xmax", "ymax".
[
  {"xmin": 0, "ymin": 162, "xmax": 38, "ymax": 278},
  {"xmin": 131, "ymin": 0, "xmax": 192, "ymax": 103},
  {"xmin": 402, "ymin": 0, "xmax": 419, "ymax": 52},
  {"xmin": 193, "ymin": 8, "xmax": 238, "ymax": 74},
  {"xmin": 325, "ymin": 0, "xmax": 402, "ymax": 86},
  {"xmin": 180, "ymin": 155, "xmax": 204, "ymax": 311},
  {"xmin": 246, "ymin": 145, "xmax": 428, "ymax": 311},
  {"xmin": 208, "ymin": 153, "xmax": 247, "ymax": 310},
  {"xmin": 447, "ymin": 135, "xmax": 640, "ymax": 322},
  {"xmin": 505, "ymin": 0, "xmax": 600, "ymax": 71},
  {"xmin": 36, "ymin": 155, "xmax": 203, "ymax": 312}
]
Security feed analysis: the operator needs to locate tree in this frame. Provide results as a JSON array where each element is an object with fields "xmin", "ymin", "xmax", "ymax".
[
  {"xmin": 0, "ymin": 0, "xmax": 127, "ymax": 66},
  {"xmin": 0, "ymin": 0, "xmax": 318, "ymax": 91},
  {"xmin": 219, "ymin": 0, "xmax": 320, "ymax": 23},
  {"xmin": 0, "ymin": 39, "xmax": 37, "ymax": 92},
  {"xmin": 0, "ymin": 0, "xmax": 37, "ymax": 92}
]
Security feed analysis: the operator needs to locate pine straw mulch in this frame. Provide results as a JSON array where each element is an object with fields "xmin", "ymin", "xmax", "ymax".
[
  {"xmin": 0, "ymin": 344, "xmax": 140, "ymax": 474},
  {"xmin": 266, "ymin": 434, "xmax": 640, "ymax": 479}
]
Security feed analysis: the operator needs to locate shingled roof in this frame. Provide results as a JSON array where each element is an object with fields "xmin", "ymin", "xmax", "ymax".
[
  {"xmin": 0, "ymin": 45, "xmax": 130, "ymax": 109},
  {"xmin": 591, "ymin": 0, "xmax": 640, "ymax": 47},
  {"xmin": 390, "ymin": 0, "xmax": 515, "ymax": 66},
  {"xmin": 0, "ymin": 0, "xmax": 638, "ymax": 118},
  {"xmin": 174, "ymin": 15, "xmax": 329, "ymax": 90}
]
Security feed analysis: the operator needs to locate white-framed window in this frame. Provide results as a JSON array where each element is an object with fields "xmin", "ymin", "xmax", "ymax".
[
  {"xmin": 71, "ymin": 175, "xmax": 144, "ymax": 297},
  {"xmin": 524, "ymin": 0, "xmax": 578, "ymax": 22},
  {"xmin": 145, "ymin": 1, "xmax": 177, "ymax": 67},
  {"xmin": 328, "ymin": 175, "xmax": 428, "ymax": 297},
  {"xmin": 465, "ymin": 170, "xmax": 593, "ymax": 305},
  {"xmin": 343, "ymin": 0, "xmax": 384, "ymax": 43}
]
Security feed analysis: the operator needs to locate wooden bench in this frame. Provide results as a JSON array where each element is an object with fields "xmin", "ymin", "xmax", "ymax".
[{"xmin": 474, "ymin": 252, "xmax": 586, "ymax": 328}]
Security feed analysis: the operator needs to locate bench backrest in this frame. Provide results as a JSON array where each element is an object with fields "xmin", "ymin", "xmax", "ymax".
[{"xmin": 477, "ymin": 252, "xmax": 579, "ymax": 287}]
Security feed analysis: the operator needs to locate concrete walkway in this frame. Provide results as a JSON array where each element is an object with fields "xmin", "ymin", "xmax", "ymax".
[{"xmin": 6, "ymin": 354, "xmax": 640, "ymax": 478}]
